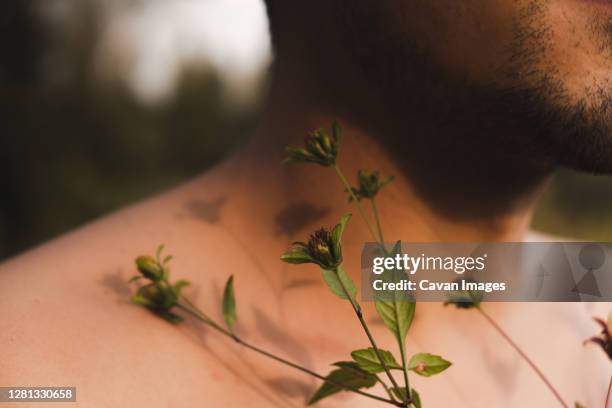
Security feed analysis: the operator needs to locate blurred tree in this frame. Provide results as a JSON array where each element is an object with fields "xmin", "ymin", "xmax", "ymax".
[
  {"xmin": 1, "ymin": 0, "xmax": 45, "ymax": 257},
  {"xmin": 0, "ymin": 0, "xmax": 261, "ymax": 260},
  {"xmin": 533, "ymin": 170, "xmax": 612, "ymax": 240}
]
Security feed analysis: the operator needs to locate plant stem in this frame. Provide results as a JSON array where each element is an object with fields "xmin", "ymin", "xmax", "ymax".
[
  {"xmin": 334, "ymin": 267, "xmax": 406, "ymax": 406},
  {"xmin": 377, "ymin": 377, "xmax": 399, "ymax": 403},
  {"xmin": 370, "ymin": 194, "xmax": 412, "ymax": 404},
  {"xmin": 398, "ymin": 338, "xmax": 412, "ymax": 404},
  {"xmin": 606, "ymin": 375, "xmax": 612, "ymax": 408},
  {"xmin": 370, "ymin": 198, "xmax": 385, "ymax": 244},
  {"xmin": 175, "ymin": 301, "xmax": 402, "ymax": 407},
  {"xmin": 477, "ymin": 307, "xmax": 568, "ymax": 408},
  {"xmin": 176, "ymin": 300, "xmax": 231, "ymax": 335},
  {"xmin": 331, "ymin": 173, "xmax": 410, "ymax": 405},
  {"xmin": 389, "ymin": 264, "xmax": 412, "ymax": 405},
  {"xmin": 332, "ymin": 165, "xmax": 410, "ymax": 405},
  {"xmin": 333, "ymin": 164, "xmax": 381, "ymax": 244}
]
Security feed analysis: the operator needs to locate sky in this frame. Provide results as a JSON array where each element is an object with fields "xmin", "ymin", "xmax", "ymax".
[{"xmin": 97, "ymin": 0, "xmax": 272, "ymax": 103}]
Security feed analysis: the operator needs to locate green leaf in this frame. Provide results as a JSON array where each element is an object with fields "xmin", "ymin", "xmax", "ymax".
[
  {"xmin": 444, "ymin": 294, "xmax": 481, "ymax": 309},
  {"xmin": 156, "ymin": 244, "xmax": 165, "ymax": 261},
  {"xmin": 351, "ymin": 347, "xmax": 402, "ymax": 373},
  {"xmin": 575, "ymin": 403, "xmax": 586, "ymax": 408},
  {"xmin": 408, "ymin": 353, "xmax": 452, "ymax": 377},
  {"xmin": 322, "ymin": 267, "xmax": 357, "ymax": 300},
  {"xmin": 128, "ymin": 276, "xmax": 141, "ymax": 283},
  {"xmin": 158, "ymin": 309, "xmax": 184, "ymax": 324},
  {"xmin": 308, "ymin": 363, "xmax": 377, "ymax": 405},
  {"xmin": 280, "ymin": 246, "xmax": 315, "ymax": 264},
  {"xmin": 375, "ymin": 288, "xmax": 415, "ymax": 343},
  {"xmin": 390, "ymin": 387, "xmax": 420, "ymax": 406},
  {"xmin": 131, "ymin": 294, "xmax": 154, "ymax": 307},
  {"xmin": 411, "ymin": 388, "xmax": 422, "ymax": 408},
  {"xmin": 163, "ymin": 255, "xmax": 173, "ymax": 264},
  {"xmin": 332, "ymin": 361, "xmax": 361, "ymax": 370},
  {"xmin": 160, "ymin": 266, "xmax": 169, "ymax": 281},
  {"xmin": 173, "ymin": 279, "xmax": 190, "ymax": 296},
  {"xmin": 222, "ymin": 275, "xmax": 237, "ymax": 332},
  {"xmin": 444, "ymin": 277, "xmax": 483, "ymax": 309},
  {"xmin": 331, "ymin": 120, "xmax": 342, "ymax": 144},
  {"xmin": 285, "ymin": 147, "xmax": 316, "ymax": 164},
  {"xmin": 331, "ymin": 213, "xmax": 351, "ymax": 260},
  {"xmin": 391, "ymin": 387, "xmax": 407, "ymax": 402},
  {"xmin": 380, "ymin": 175, "xmax": 395, "ymax": 188},
  {"xmin": 374, "ymin": 241, "xmax": 415, "ymax": 343}
]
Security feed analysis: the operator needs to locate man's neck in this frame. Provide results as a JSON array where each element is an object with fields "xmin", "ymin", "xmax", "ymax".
[{"xmin": 218, "ymin": 103, "xmax": 547, "ymax": 243}]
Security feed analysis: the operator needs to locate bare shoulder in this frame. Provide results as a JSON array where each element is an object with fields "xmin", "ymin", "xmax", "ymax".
[
  {"xmin": 0, "ymin": 165, "xmax": 373, "ymax": 407},
  {"xmin": 0, "ymin": 166, "xmax": 265, "ymax": 406}
]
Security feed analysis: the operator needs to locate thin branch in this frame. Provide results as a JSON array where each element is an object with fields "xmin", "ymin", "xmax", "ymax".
[
  {"xmin": 398, "ymin": 337, "xmax": 412, "ymax": 404},
  {"xmin": 377, "ymin": 376, "xmax": 398, "ymax": 403},
  {"xmin": 370, "ymin": 198, "xmax": 385, "ymax": 244},
  {"xmin": 175, "ymin": 301, "xmax": 402, "ymax": 407},
  {"xmin": 606, "ymin": 375, "xmax": 612, "ymax": 408},
  {"xmin": 370, "ymin": 195, "xmax": 411, "ymax": 404},
  {"xmin": 333, "ymin": 165, "xmax": 381, "ymax": 244},
  {"xmin": 334, "ymin": 267, "xmax": 407, "ymax": 406},
  {"xmin": 477, "ymin": 307, "xmax": 568, "ymax": 408}
]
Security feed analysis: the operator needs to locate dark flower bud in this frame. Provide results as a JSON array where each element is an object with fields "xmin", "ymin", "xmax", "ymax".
[
  {"xmin": 307, "ymin": 228, "xmax": 340, "ymax": 269},
  {"xmin": 281, "ymin": 214, "xmax": 351, "ymax": 270},
  {"xmin": 285, "ymin": 122, "xmax": 341, "ymax": 167},
  {"xmin": 585, "ymin": 313, "xmax": 612, "ymax": 360},
  {"xmin": 348, "ymin": 170, "xmax": 394, "ymax": 202},
  {"xmin": 135, "ymin": 255, "xmax": 164, "ymax": 281},
  {"xmin": 285, "ymin": 228, "xmax": 341, "ymax": 270}
]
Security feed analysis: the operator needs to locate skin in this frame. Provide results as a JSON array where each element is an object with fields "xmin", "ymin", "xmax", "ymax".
[{"xmin": 2, "ymin": 0, "xmax": 612, "ymax": 406}]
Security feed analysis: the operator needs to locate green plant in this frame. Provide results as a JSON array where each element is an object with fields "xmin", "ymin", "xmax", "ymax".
[
  {"xmin": 283, "ymin": 123, "xmax": 451, "ymax": 406},
  {"xmin": 129, "ymin": 122, "xmax": 452, "ymax": 406}
]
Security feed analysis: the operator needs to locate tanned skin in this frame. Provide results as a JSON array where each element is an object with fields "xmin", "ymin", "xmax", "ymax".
[{"xmin": 1, "ymin": 1, "xmax": 611, "ymax": 406}]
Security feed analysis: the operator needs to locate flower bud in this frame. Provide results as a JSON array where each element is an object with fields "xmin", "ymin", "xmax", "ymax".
[
  {"xmin": 307, "ymin": 228, "xmax": 340, "ymax": 269},
  {"xmin": 348, "ymin": 170, "xmax": 394, "ymax": 202},
  {"xmin": 585, "ymin": 314, "xmax": 612, "ymax": 360},
  {"xmin": 136, "ymin": 255, "xmax": 164, "ymax": 281},
  {"xmin": 285, "ymin": 122, "xmax": 341, "ymax": 167},
  {"xmin": 281, "ymin": 214, "xmax": 351, "ymax": 271}
]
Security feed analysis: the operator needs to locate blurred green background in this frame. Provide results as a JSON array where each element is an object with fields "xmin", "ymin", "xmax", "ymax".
[{"xmin": 1, "ymin": 0, "xmax": 612, "ymax": 261}]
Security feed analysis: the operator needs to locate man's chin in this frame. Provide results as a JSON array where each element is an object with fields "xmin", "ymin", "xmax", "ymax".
[
  {"xmin": 544, "ymin": 97, "xmax": 612, "ymax": 173},
  {"xmin": 492, "ymin": 76, "xmax": 612, "ymax": 175},
  {"xmin": 557, "ymin": 127, "xmax": 612, "ymax": 174}
]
